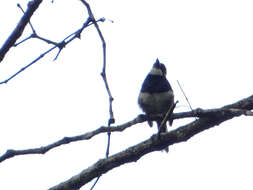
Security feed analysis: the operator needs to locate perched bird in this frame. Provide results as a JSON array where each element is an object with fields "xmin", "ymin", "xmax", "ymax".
[{"xmin": 138, "ymin": 59, "xmax": 174, "ymax": 151}]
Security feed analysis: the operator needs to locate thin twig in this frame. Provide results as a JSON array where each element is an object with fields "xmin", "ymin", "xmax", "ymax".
[
  {"xmin": 1, "ymin": 1, "xmax": 105, "ymax": 85},
  {"xmin": 14, "ymin": 17, "xmax": 104, "ymax": 48},
  {"xmin": 0, "ymin": 46, "xmax": 57, "ymax": 84},
  {"xmin": 35, "ymin": 34, "xmax": 59, "ymax": 46},
  {"xmin": 15, "ymin": 3, "xmax": 61, "ymax": 47},
  {"xmin": 0, "ymin": 0, "xmax": 43, "ymax": 62},
  {"xmin": 79, "ymin": 3, "xmax": 113, "ymax": 190},
  {"xmin": 158, "ymin": 101, "xmax": 179, "ymax": 134},
  {"xmin": 80, "ymin": 0, "xmax": 114, "ymax": 159},
  {"xmin": 0, "ymin": 17, "xmax": 106, "ymax": 85},
  {"xmin": 13, "ymin": 35, "xmax": 33, "ymax": 47},
  {"xmin": 17, "ymin": 3, "xmax": 36, "ymax": 33},
  {"xmin": 177, "ymin": 80, "xmax": 197, "ymax": 120},
  {"xmin": 90, "ymin": 176, "xmax": 101, "ymax": 190}
]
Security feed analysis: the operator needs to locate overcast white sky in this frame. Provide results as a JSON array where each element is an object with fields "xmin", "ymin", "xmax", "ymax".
[{"xmin": 1, "ymin": 0, "xmax": 253, "ymax": 189}]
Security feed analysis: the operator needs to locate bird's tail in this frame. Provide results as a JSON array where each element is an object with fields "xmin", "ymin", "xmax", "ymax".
[{"xmin": 156, "ymin": 120, "xmax": 169, "ymax": 153}]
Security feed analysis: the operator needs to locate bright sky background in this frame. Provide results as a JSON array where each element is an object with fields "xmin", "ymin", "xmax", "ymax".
[{"xmin": 1, "ymin": 0, "xmax": 253, "ymax": 189}]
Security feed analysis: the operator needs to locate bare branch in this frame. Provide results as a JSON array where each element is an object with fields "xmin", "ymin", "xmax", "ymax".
[
  {"xmin": 177, "ymin": 80, "xmax": 197, "ymax": 120},
  {"xmin": 1, "ymin": 95, "xmax": 253, "ymax": 164},
  {"xmin": 158, "ymin": 101, "xmax": 178, "ymax": 134},
  {"xmin": 0, "ymin": 116, "xmax": 143, "ymax": 163},
  {"xmin": 0, "ymin": 0, "xmax": 43, "ymax": 62},
  {"xmin": 89, "ymin": 176, "xmax": 101, "ymax": 190},
  {"xmin": 177, "ymin": 80, "xmax": 194, "ymax": 112},
  {"xmin": 17, "ymin": 3, "xmax": 36, "ymax": 33},
  {"xmin": 48, "ymin": 94, "xmax": 253, "ymax": 190},
  {"xmin": 0, "ymin": 17, "xmax": 107, "ymax": 85},
  {"xmin": 80, "ymin": 0, "xmax": 114, "ymax": 160},
  {"xmin": 14, "ymin": 17, "xmax": 105, "ymax": 47},
  {"xmin": 13, "ymin": 34, "xmax": 34, "ymax": 47},
  {"xmin": 0, "ymin": 46, "xmax": 57, "ymax": 84},
  {"xmin": 1, "ymin": 0, "xmax": 106, "ymax": 85}
]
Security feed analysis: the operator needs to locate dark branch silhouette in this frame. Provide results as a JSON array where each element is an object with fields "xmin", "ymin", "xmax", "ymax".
[
  {"xmin": 79, "ymin": 1, "xmax": 114, "ymax": 187},
  {"xmin": 0, "ymin": 1, "xmax": 113, "ymax": 189},
  {"xmin": 0, "ymin": 116, "xmax": 142, "ymax": 163},
  {"xmin": 80, "ymin": 0, "xmax": 115, "ymax": 158},
  {"xmin": 48, "ymin": 94, "xmax": 253, "ymax": 190},
  {"xmin": 1, "ymin": 1, "xmax": 252, "ymax": 190},
  {"xmin": 1, "ymin": 95, "xmax": 253, "ymax": 165},
  {"xmin": 0, "ymin": 0, "xmax": 43, "ymax": 62},
  {"xmin": 0, "ymin": 16, "xmax": 106, "ymax": 85}
]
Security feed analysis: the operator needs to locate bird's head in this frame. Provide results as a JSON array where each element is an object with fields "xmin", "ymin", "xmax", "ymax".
[{"xmin": 150, "ymin": 58, "xmax": 167, "ymax": 76}]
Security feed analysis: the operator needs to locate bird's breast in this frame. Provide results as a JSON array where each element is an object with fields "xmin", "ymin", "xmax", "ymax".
[{"xmin": 138, "ymin": 91, "xmax": 174, "ymax": 115}]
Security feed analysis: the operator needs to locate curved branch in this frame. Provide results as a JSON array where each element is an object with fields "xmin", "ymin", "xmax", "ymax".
[
  {"xmin": 0, "ymin": 0, "xmax": 43, "ymax": 62},
  {"xmin": 80, "ymin": 0, "xmax": 115, "ymax": 159},
  {"xmin": 48, "ymin": 95, "xmax": 253, "ymax": 190}
]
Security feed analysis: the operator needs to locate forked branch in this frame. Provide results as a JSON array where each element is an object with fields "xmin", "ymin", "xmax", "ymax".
[{"xmin": 0, "ymin": 0, "xmax": 43, "ymax": 62}]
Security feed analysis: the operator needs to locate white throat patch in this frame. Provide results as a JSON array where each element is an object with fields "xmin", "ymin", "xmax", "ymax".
[{"xmin": 150, "ymin": 68, "xmax": 163, "ymax": 76}]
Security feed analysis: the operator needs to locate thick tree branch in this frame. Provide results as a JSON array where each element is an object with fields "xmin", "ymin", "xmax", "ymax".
[
  {"xmin": 1, "ymin": 95, "xmax": 253, "ymax": 165},
  {"xmin": 0, "ymin": 0, "xmax": 43, "ymax": 62},
  {"xmin": 48, "ymin": 95, "xmax": 253, "ymax": 190}
]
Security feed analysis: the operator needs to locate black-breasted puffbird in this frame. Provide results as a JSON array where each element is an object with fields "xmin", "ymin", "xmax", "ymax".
[{"xmin": 138, "ymin": 58, "xmax": 174, "ymax": 152}]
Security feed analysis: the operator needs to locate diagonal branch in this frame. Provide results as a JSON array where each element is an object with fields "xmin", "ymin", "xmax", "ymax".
[
  {"xmin": 0, "ymin": 46, "xmax": 57, "ymax": 85},
  {"xmin": 48, "ymin": 95, "xmax": 253, "ymax": 190},
  {"xmin": 0, "ymin": 0, "xmax": 43, "ymax": 62},
  {"xmin": 1, "ymin": 94, "xmax": 253, "ymax": 164},
  {"xmin": 0, "ymin": 116, "xmax": 142, "ymax": 163},
  {"xmin": 17, "ymin": 3, "xmax": 36, "ymax": 33}
]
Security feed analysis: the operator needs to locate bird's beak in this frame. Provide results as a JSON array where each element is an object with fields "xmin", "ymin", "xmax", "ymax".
[{"xmin": 153, "ymin": 58, "xmax": 161, "ymax": 68}]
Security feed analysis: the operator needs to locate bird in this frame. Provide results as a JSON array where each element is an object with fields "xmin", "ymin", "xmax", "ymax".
[{"xmin": 138, "ymin": 58, "xmax": 174, "ymax": 152}]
